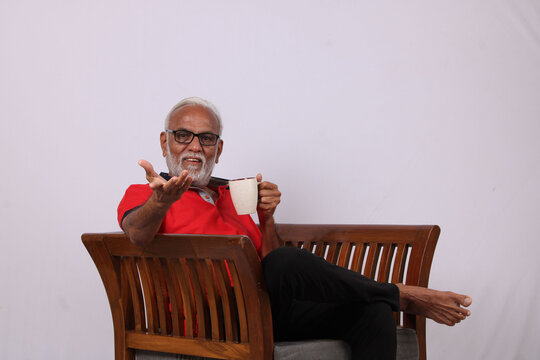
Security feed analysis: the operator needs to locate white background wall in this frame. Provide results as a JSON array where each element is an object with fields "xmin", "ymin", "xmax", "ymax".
[{"xmin": 1, "ymin": 0, "xmax": 539, "ymax": 359}]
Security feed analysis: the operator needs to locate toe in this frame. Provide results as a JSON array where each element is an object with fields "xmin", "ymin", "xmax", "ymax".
[
  {"xmin": 457, "ymin": 295, "xmax": 472, "ymax": 307},
  {"xmin": 457, "ymin": 306, "xmax": 470, "ymax": 316}
]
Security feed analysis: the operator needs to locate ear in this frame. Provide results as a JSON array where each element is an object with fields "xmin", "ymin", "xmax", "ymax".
[
  {"xmin": 215, "ymin": 139, "xmax": 224, "ymax": 164},
  {"xmin": 160, "ymin": 132, "xmax": 167, "ymax": 157}
]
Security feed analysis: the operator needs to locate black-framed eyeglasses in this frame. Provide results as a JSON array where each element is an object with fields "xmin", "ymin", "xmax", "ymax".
[{"xmin": 165, "ymin": 129, "xmax": 220, "ymax": 146}]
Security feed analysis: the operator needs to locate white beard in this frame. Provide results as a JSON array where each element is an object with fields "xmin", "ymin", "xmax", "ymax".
[{"xmin": 166, "ymin": 144, "xmax": 216, "ymax": 187}]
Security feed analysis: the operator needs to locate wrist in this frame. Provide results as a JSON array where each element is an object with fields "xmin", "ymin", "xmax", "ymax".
[
  {"xmin": 259, "ymin": 216, "xmax": 275, "ymax": 229},
  {"xmin": 149, "ymin": 192, "xmax": 174, "ymax": 212}
]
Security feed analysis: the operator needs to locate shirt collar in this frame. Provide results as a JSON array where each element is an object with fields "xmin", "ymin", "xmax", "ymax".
[{"xmin": 159, "ymin": 172, "xmax": 229, "ymax": 189}]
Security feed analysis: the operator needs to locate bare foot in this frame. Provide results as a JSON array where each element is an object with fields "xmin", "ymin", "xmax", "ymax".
[{"xmin": 396, "ymin": 284, "xmax": 472, "ymax": 326}]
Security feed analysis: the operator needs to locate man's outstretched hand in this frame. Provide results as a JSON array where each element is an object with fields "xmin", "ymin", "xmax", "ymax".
[{"xmin": 138, "ymin": 159, "xmax": 193, "ymax": 206}]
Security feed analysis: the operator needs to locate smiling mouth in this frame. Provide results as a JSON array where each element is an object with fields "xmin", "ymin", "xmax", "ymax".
[{"xmin": 183, "ymin": 158, "xmax": 203, "ymax": 167}]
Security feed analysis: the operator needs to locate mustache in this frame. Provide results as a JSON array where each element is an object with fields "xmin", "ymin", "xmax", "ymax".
[{"xmin": 179, "ymin": 152, "xmax": 205, "ymax": 164}]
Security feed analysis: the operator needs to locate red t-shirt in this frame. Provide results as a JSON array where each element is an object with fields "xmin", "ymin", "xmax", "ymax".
[{"xmin": 117, "ymin": 184, "xmax": 262, "ymax": 254}]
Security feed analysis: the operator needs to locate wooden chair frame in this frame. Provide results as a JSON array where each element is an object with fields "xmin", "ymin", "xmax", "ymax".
[{"xmin": 82, "ymin": 224, "xmax": 439, "ymax": 360}]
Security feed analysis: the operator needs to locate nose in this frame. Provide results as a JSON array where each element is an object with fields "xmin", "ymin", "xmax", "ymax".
[{"xmin": 186, "ymin": 135, "xmax": 203, "ymax": 152}]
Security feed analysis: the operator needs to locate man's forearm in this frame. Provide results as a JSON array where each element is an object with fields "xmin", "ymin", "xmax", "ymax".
[
  {"xmin": 122, "ymin": 193, "xmax": 172, "ymax": 247},
  {"xmin": 260, "ymin": 217, "xmax": 281, "ymax": 258}
]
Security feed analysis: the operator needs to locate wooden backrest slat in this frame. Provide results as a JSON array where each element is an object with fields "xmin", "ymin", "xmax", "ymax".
[
  {"xmin": 404, "ymin": 242, "xmax": 423, "ymax": 285},
  {"xmin": 391, "ymin": 244, "xmax": 408, "ymax": 284},
  {"xmin": 215, "ymin": 260, "xmax": 239, "ymax": 343},
  {"xmin": 376, "ymin": 243, "xmax": 396, "ymax": 283},
  {"xmin": 201, "ymin": 259, "xmax": 224, "ymax": 341},
  {"xmin": 149, "ymin": 258, "xmax": 171, "ymax": 335},
  {"xmin": 138, "ymin": 257, "xmax": 159, "ymax": 334},
  {"xmin": 185, "ymin": 259, "xmax": 210, "ymax": 339},
  {"xmin": 163, "ymin": 258, "xmax": 185, "ymax": 336},
  {"xmin": 123, "ymin": 257, "xmax": 145, "ymax": 332},
  {"xmin": 173, "ymin": 259, "xmax": 195, "ymax": 338},
  {"xmin": 314, "ymin": 242, "xmax": 325, "ymax": 258},
  {"xmin": 350, "ymin": 243, "xmax": 367, "ymax": 273},
  {"xmin": 336, "ymin": 242, "xmax": 353, "ymax": 268},
  {"xmin": 118, "ymin": 261, "xmax": 134, "ymax": 335},
  {"xmin": 363, "ymin": 243, "xmax": 382, "ymax": 279},
  {"xmin": 228, "ymin": 261, "xmax": 249, "ymax": 343},
  {"xmin": 325, "ymin": 242, "xmax": 340, "ymax": 264}
]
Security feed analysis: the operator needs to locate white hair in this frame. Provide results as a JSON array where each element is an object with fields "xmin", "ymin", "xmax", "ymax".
[{"xmin": 164, "ymin": 97, "xmax": 223, "ymax": 135}]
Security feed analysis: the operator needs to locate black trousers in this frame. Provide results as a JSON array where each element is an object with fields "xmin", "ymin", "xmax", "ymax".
[{"xmin": 261, "ymin": 247, "xmax": 400, "ymax": 360}]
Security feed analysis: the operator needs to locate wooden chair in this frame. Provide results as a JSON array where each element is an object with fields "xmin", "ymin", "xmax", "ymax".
[{"xmin": 82, "ymin": 224, "xmax": 439, "ymax": 360}]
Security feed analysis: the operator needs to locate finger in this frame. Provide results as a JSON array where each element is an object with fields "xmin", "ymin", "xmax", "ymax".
[
  {"xmin": 259, "ymin": 200, "xmax": 281, "ymax": 210},
  {"xmin": 259, "ymin": 181, "xmax": 278, "ymax": 191},
  {"xmin": 163, "ymin": 175, "xmax": 177, "ymax": 188},
  {"xmin": 138, "ymin": 159, "xmax": 157, "ymax": 176},
  {"xmin": 257, "ymin": 204, "xmax": 277, "ymax": 214},
  {"xmin": 163, "ymin": 171, "xmax": 191, "ymax": 194},
  {"xmin": 259, "ymin": 188, "xmax": 281, "ymax": 197},
  {"xmin": 180, "ymin": 176, "xmax": 193, "ymax": 191},
  {"xmin": 259, "ymin": 194, "xmax": 281, "ymax": 203},
  {"xmin": 256, "ymin": 173, "xmax": 263, "ymax": 182},
  {"xmin": 148, "ymin": 174, "xmax": 167, "ymax": 190},
  {"xmin": 138, "ymin": 159, "xmax": 161, "ymax": 181},
  {"xmin": 258, "ymin": 204, "xmax": 278, "ymax": 212},
  {"xmin": 149, "ymin": 178, "xmax": 167, "ymax": 190},
  {"xmin": 177, "ymin": 170, "xmax": 190, "ymax": 183},
  {"xmin": 163, "ymin": 176, "xmax": 182, "ymax": 193},
  {"xmin": 259, "ymin": 193, "xmax": 281, "ymax": 205},
  {"xmin": 174, "ymin": 171, "xmax": 192, "ymax": 192},
  {"xmin": 170, "ymin": 171, "xmax": 190, "ymax": 188}
]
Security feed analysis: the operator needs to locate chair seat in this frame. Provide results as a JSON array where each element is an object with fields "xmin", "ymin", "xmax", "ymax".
[
  {"xmin": 274, "ymin": 339, "xmax": 350, "ymax": 360},
  {"xmin": 396, "ymin": 327, "xmax": 420, "ymax": 360},
  {"xmin": 273, "ymin": 327, "xmax": 418, "ymax": 360},
  {"xmin": 135, "ymin": 327, "xmax": 418, "ymax": 360}
]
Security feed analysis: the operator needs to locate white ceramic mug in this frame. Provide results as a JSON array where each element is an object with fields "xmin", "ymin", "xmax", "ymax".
[{"xmin": 229, "ymin": 177, "xmax": 258, "ymax": 215}]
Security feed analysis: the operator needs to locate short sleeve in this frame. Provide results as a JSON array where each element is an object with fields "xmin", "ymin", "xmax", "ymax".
[{"xmin": 117, "ymin": 184, "xmax": 153, "ymax": 229}]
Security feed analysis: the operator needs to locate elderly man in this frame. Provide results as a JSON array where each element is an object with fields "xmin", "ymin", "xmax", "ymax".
[{"xmin": 118, "ymin": 97, "xmax": 472, "ymax": 360}]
